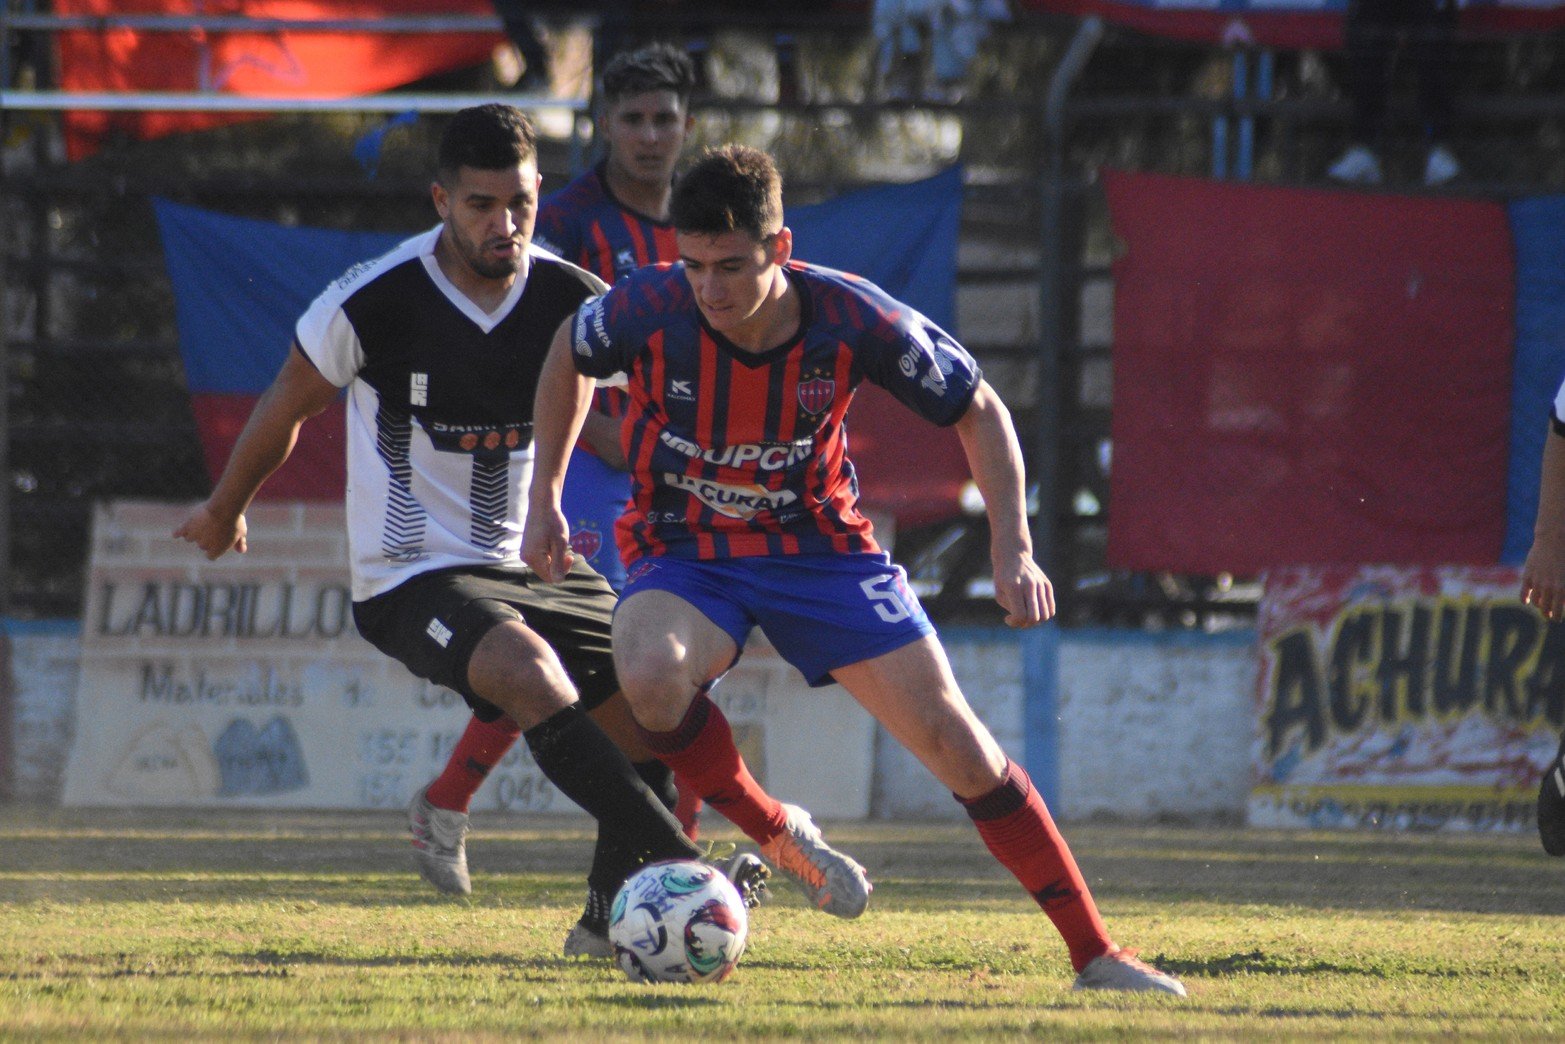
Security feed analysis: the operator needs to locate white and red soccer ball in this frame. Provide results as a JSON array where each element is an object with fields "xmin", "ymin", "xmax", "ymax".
[{"xmin": 608, "ymin": 859, "xmax": 749, "ymax": 984}]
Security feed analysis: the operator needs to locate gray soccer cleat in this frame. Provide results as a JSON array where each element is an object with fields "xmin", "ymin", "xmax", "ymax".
[
  {"xmin": 1072, "ymin": 948, "xmax": 1187, "ymax": 996},
  {"xmin": 758, "ymin": 803, "xmax": 871, "ymax": 919},
  {"xmin": 407, "ymin": 784, "xmax": 472, "ymax": 896},
  {"xmin": 562, "ymin": 920, "xmax": 614, "ymax": 959}
]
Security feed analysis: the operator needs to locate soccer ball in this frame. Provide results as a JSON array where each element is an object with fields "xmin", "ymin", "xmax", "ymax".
[{"xmin": 608, "ymin": 859, "xmax": 749, "ymax": 984}]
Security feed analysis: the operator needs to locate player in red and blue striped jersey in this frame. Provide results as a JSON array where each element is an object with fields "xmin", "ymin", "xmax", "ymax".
[
  {"xmin": 534, "ymin": 42, "xmax": 697, "ymax": 590},
  {"xmin": 571, "ymin": 258, "xmax": 976, "ymax": 564},
  {"xmin": 523, "ymin": 145, "xmax": 1188, "ymax": 995}
]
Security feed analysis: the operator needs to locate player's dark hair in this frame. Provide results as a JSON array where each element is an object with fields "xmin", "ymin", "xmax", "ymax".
[
  {"xmin": 670, "ymin": 145, "xmax": 782, "ymax": 241},
  {"xmin": 437, "ymin": 104, "xmax": 537, "ymax": 183},
  {"xmin": 600, "ymin": 43, "xmax": 696, "ymax": 106}
]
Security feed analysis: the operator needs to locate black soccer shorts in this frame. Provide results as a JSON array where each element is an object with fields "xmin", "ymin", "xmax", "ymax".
[{"xmin": 351, "ymin": 561, "xmax": 620, "ymax": 723}]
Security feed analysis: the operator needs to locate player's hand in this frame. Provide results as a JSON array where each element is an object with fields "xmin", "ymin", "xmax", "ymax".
[
  {"xmin": 1522, "ymin": 530, "xmax": 1565, "ymax": 621},
  {"xmin": 992, "ymin": 547, "xmax": 1054, "ymax": 628},
  {"xmin": 172, "ymin": 502, "xmax": 247, "ymax": 560},
  {"xmin": 522, "ymin": 501, "xmax": 575, "ymax": 583}
]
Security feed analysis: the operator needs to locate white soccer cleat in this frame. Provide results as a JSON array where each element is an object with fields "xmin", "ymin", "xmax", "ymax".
[
  {"xmin": 407, "ymin": 784, "xmax": 472, "ymax": 896},
  {"xmin": 1072, "ymin": 948, "xmax": 1187, "ymax": 996},
  {"xmin": 759, "ymin": 803, "xmax": 871, "ymax": 919},
  {"xmin": 1327, "ymin": 145, "xmax": 1384, "ymax": 185},
  {"xmin": 562, "ymin": 920, "xmax": 614, "ymax": 959},
  {"xmin": 1423, "ymin": 144, "xmax": 1461, "ymax": 186}
]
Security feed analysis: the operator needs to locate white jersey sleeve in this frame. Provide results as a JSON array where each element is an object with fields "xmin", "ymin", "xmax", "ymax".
[{"xmin": 295, "ymin": 230, "xmax": 433, "ymax": 387}]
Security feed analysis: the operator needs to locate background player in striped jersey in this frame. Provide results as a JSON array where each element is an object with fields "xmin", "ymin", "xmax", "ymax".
[
  {"xmin": 1521, "ymin": 374, "xmax": 1565, "ymax": 855},
  {"xmin": 171, "ymin": 104, "xmax": 770, "ymax": 959},
  {"xmin": 522, "ymin": 144, "xmax": 1188, "ymax": 995},
  {"xmin": 408, "ymin": 45, "xmax": 718, "ymax": 869}
]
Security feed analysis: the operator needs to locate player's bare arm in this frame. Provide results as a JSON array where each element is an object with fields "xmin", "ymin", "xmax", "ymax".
[
  {"xmin": 172, "ymin": 344, "xmax": 339, "ymax": 560},
  {"xmin": 1523, "ymin": 424, "xmax": 1565, "ymax": 620},
  {"xmin": 522, "ymin": 317, "xmax": 600, "ymax": 581},
  {"xmin": 952, "ymin": 380, "xmax": 1055, "ymax": 627}
]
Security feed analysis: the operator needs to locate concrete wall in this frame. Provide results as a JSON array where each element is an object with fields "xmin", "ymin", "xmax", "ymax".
[{"xmin": 9, "ymin": 616, "xmax": 1258, "ymax": 821}]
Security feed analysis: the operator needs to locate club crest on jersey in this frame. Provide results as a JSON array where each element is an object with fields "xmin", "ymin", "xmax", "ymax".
[
  {"xmin": 569, "ymin": 523, "xmax": 602, "ymax": 561},
  {"xmin": 614, "ymin": 248, "xmax": 637, "ymax": 277},
  {"xmin": 797, "ymin": 373, "xmax": 835, "ymax": 415}
]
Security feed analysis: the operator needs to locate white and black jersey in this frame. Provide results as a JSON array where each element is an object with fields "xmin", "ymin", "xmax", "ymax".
[{"xmin": 295, "ymin": 227, "xmax": 608, "ymax": 601}]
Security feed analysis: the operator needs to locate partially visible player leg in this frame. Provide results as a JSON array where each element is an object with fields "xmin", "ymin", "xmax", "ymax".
[
  {"xmin": 466, "ymin": 619, "xmax": 703, "ymax": 901},
  {"xmin": 833, "ymin": 635, "xmax": 1184, "ymax": 996},
  {"xmin": 407, "ymin": 713, "xmax": 521, "ymax": 895},
  {"xmin": 673, "ymin": 785, "xmax": 704, "ymax": 840},
  {"xmin": 563, "ymin": 689, "xmax": 696, "ymax": 958},
  {"xmin": 613, "ymin": 588, "xmax": 869, "ymax": 918},
  {"xmin": 1538, "ymin": 728, "xmax": 1565, "ymax": 856},
  {"xmin": 410, "ymin": 689, "xmax": 703, "ymax": 899}
]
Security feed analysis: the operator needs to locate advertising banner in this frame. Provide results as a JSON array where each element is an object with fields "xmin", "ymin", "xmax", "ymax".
[{"xmin": 1250, "ymin": 564, "xmax": 1561, "ymax": 832}]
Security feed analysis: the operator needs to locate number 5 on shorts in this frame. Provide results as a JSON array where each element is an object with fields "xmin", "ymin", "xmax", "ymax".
[{"xmin": 859, "ymin": 575, "xmax": 911, "ymax": 623}]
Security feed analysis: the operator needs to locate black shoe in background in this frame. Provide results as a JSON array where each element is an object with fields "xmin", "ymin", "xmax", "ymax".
[{"xmin": 1538, "ymin": 731, "xmax": 1565, "ymax": 856}]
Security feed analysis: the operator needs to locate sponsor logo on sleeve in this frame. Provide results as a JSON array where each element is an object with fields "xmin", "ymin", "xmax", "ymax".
[{"xmin": 574, "ymin": 297, "xmax": 609, "ymax": 357}]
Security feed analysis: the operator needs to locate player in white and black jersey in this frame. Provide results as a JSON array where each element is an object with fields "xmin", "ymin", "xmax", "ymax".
[{"xmin": 174, "ymin": 104, "xmax": 766, "ymax": 955}]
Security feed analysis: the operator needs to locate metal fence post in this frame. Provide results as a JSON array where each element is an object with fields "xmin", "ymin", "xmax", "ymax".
[{"xmin": 1037, "ymin": 16, "xmax": 1103, "ymax": 591}]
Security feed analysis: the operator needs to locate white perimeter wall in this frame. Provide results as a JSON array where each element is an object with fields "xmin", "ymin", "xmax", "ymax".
[{"xmin": 9, "ymin": 620, "xmax": 1257, "ymax": 821}]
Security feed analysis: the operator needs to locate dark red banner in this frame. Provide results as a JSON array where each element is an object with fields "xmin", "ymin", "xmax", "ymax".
[
  {"xmin": 1103, "ymin": 169, "xmax": 1513, "ymax": 574},
  {"xmin": 55, "ymin": 0, "xmax": 501, "ymax": 160},
  {"xmin": 1017, "ymin": 0, "xmax": 1565, "ymax": 50}
]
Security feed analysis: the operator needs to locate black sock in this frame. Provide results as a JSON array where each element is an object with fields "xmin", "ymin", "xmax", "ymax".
[
  {"xmin": 634, "ymin": 758, "xmax": 679, "ymax": 814},
  {"xmin": 578, "ymin": 885, "xmax": 613, "ymax": 936},
  {"xmin": 525, "ymin": 705, "xmax": 699, "ymax": 876}
]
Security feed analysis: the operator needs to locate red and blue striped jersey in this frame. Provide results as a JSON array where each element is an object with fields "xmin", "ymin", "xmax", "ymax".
[
  {"xmin": 569, "ymin": 260, "xmax": 983, "ymax": 562},
  {"xmin": 534, "ymin": 163, "xmax": 678, "ymax": 285},
  {"xmin": 534, "ymin": 163, "xmax": 677, "ymax": 427}
]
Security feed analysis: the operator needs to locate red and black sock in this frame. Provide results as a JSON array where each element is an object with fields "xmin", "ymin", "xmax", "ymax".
[
  {"xmin": 424, "ymin": 714, "xmax": 521, "ymax": 813},
  {"xmin": 958, "ymin": 758, "xmax": 1114, "ymax": 973},
  {"xmin": 635, "ymin": 691, "xmax": 786, "ymax": 844}
]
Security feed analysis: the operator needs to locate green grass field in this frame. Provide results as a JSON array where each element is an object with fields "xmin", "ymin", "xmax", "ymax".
[{"xmin": 3, "ymin": 807, "xmax": 1563, "ymax": 1040}]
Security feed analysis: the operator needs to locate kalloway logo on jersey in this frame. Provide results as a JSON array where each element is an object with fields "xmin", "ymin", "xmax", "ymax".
[
  {"xmin": 658, "ymin": 429, "xmax": 813, "ymax": 472},
  {"xmin": 664, "ymin": 472, "xmax": 798, "ymax": 520}
]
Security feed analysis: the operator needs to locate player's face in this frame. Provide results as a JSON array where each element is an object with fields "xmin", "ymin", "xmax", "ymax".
[
  {"xmin": 432, "ymin": 160, "xmax": 541, "ymax": 281},
  {"xmin": 602, "ymin": 90, "xmax": 691, "ymax": 190},
  {"xmin": 678, "ymin": 229, "xmax": 790, "ymax": 338}
]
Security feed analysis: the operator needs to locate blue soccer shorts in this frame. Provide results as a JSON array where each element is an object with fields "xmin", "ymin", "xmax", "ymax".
[{"xmin": 618, "ymin": 552, "xmax": 934, "ymax": 687}]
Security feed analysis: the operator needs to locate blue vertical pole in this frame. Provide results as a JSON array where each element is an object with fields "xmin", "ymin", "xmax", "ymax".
[{"xmin": 1235, "ymin": 51, "xmax": 1253, "ymax": 180}]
